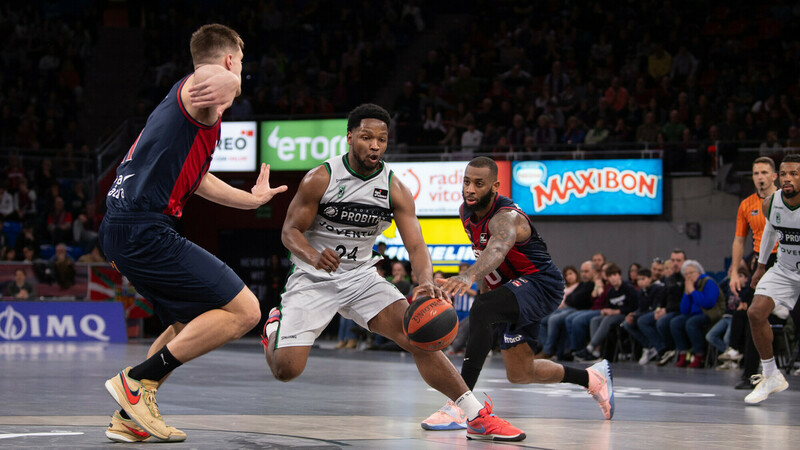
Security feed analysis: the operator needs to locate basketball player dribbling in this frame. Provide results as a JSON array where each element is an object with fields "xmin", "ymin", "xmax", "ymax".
[
  {"xmin": 261, "ymin": 103, "xmax": 527, "ymax": 442},
  {"xmin": 421, "ymin": 157, "xmax": 614, "ymax": 433},
  {"xmin": 100, "ymin": 24, "xmax": 287, "ymax": 442}
]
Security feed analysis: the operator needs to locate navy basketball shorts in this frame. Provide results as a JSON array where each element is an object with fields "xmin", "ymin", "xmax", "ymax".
[
  {"xmin": 494, "ymin": 269, "xmax": 564, "ymax": 351},
  {"xmin": 99, "ymin": 212, "xmax": 245, "ymax": 325}
]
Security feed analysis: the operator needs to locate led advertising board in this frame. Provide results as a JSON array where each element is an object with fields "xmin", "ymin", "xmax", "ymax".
[
  {"xmin": 376, "ymin": 218, "xmax": 474, "ymax": 273},
  {"xmin": 511, "ymin": 159, "xmax": 663, "ymax": 215},
  {"xmin": 389, "ymin": 161, "xmax": 511, "ymax": 216},
  {"xmin": 209, "ymin": 121, "xmax": 258, "ymax": 172},
  {"xmin": 260, "ymin": 119, "xmax": 348, "ymax": 171}
]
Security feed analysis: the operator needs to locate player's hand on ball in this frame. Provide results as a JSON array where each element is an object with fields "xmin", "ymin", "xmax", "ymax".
[
  {"xmin": 413, "ymin": 281, "xmax": 446, "ymax": 303},
  {"xmin": 314, "ymin": 248, "xmax": 340, "ymax": 273},
  {"xmin": 438, "ymin": 274, "xmax": 472, "ymax": 298},
  {"xmin": 251, "ymin": 164, "xmax": 288, "ymax": 206}
]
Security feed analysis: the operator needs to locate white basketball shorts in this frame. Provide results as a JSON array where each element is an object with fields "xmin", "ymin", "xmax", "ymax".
[
  {"xmin": 754, "ymin": 262, "xmax": 800, "ymax": 318},
  {"xmin": 274, "ymin": 265, "xmax": 407, "ymax": 348}
]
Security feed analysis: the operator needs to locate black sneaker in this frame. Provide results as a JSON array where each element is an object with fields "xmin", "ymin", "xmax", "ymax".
[
  {"xmin": 574, "ymin": 349, "xmax": 601, "ymax": 362},
  {"xmin": 735, "ymin": 378, "xmax": 754, "ymax": 390},
  {"xmin": 558, "ymin": 352, "xmax": 574, "ymax": 362}
]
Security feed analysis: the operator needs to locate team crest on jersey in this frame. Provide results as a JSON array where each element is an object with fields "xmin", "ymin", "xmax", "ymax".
[
  {"xmin": 373, "ymin": 188, "xmax": 388, "ymax": 199},
  {"xmin": 777, "ymin": 212, "xmax": 782, "ymax": 224},
  {"xmin": 337, "ymin": 185, "xmax": 346, "ymax": 199},
  {"xmin": 479, "ymin": 233, "xmax": 488, "ymax": 244}
]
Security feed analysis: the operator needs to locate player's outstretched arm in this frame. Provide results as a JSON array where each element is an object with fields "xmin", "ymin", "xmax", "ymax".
[
  {"xmin": 442, "ymin": 210, "xmax": 519, "ymax": 297},
  {"xmin": 195, "ymin": 163, "xmax": 287, "ymax": 209},
  {"xmin": 392, "ymin": 177, "xmax": 441, "ymax": 300},
  {"xmin": 281, "ymin": 166, "xmax": 340, "ymax": 272}
]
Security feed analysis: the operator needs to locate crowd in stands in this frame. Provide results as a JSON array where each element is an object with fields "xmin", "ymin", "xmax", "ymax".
[
  {"xmin": 0, "ymin": 2, "xmax": 101, "ymax": 289},
  {"xmin": 134, "ymin": 0, "xmax": 430, "ymax": 119},
  {"xmin": 392, "ymin": 1, "xmax": 800, "ymax": 171},
  {"xmin": 0, "ymin": 153, "xmax": 105, "ymax": 298},
  {"xmin": 533, "ymin": 249, "xmax": 797, "ymax": 372},
  {"xmin": 0, "ymin": 2, "xmax": 97, "ymax": 156}
]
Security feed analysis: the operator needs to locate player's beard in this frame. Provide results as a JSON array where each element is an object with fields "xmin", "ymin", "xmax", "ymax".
[
  {"xmin": 783, "ymin": 186, "xmax": 799, "ymax": 199},
  {"xmin": 463, "ymin": 190, "xmax": 495, "ymax": 213}
]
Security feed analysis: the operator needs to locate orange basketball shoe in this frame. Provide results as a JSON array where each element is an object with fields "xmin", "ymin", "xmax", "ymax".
[{"xmin": 466, "ymin": 396, "xmax": 526, "ymax": 442}]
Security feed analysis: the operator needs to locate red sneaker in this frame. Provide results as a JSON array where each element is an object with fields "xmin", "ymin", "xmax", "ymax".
[
  {"xmin": 260, "ymin": 307, "xmax": 281, "ymax": 351},
  {"xmin": 675, "ymin": 353, "xmax": 689, "ymax": 367},
  {"xmin": 466, "ymin": 396, "xmax": 526, "ymax": 442},
  {"xmin": 687, "ymin": 353, "xmax": 705, "ymax": 368}
]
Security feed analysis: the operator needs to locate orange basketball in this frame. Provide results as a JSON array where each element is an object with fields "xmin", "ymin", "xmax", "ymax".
[{"xmin": 403, "ymin": 296, "xmax": 458, "ymax": 352}]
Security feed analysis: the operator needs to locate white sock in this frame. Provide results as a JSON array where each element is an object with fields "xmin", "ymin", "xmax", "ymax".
[
  {"xmin": 455, "ymin": 391, "xmax": 484, "ymax": 421},
  {"xmin": 762, "ymin": 358, "xmax": 779, "ymax": 377}
]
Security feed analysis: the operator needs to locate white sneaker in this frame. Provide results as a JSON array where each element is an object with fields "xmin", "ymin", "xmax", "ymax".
[
  {"xmin": 719, "ymin": 347, "xmax": 743, "ymax": 362},
  {"xmin": 744, "ymin": 372, "xmax": 789, "ymax": 404},
  {"xmin": 638, "ymin": 348, "xmax": 658, "ymax": 365},
  {"xmin": 715, "ymin": 360, "xmax": 738, "ymax": 371}
]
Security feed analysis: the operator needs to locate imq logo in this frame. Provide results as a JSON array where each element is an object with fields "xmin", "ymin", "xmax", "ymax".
[
  {"xmin": 261, "ymin": 119, "xmax": 348, "ymax": 171},
  {"xmin": 0, "ymin": 305, "xmax": 111, "ymax": 341}
]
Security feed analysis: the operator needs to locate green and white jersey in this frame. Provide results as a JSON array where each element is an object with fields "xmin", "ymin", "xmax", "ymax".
[
  {"xmin": 292, "ymin": 153, "xmax": 394, "ymax": 273},
  {"xmin": 765, "ymin": 190, "xmax": 800, "ymax": 271}
]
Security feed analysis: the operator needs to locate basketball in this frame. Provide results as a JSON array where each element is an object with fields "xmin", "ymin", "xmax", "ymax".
[{"xmin": 403, "ymin": 296, "xmax": 458, "ymax": 352}]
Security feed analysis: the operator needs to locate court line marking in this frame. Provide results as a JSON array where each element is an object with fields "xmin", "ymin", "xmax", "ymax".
[{"xmin": 0, "ymin": 431, "xmax": 84, "ymax": 440}]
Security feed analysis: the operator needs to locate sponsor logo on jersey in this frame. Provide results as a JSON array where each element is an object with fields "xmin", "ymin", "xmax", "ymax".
[
  {"xmin": 335, "ymin": 177, "xmax": 350, "ymax": 183},
  {"xmin": 775, "ymin": 226, "xmax": 800, "ymax": 245},
  {"xmin": 751, "ymin": 209, "xmax": 759, "ymax": 216},
  {"xmin": 318, "ymin": 202, "xmax": 392, "ymax": 226},
  {"xmin": 373, "ymin": 188, "xmax": 388, "ymax": 199},
  {"xmin": 479, "ymin": 233, "xmax": 488, "ymax": 245}
]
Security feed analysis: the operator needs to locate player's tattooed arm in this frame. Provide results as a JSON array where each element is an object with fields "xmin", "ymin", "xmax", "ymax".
[
  {"xmin": 442, "ymin": 210, "xmax": 521, "ymax": 297},
  {"xmin": 467, "ymin": 210, "xmax": 517, "ymax": 281}
]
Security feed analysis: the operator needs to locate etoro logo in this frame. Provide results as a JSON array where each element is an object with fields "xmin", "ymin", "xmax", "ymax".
[{"xmin": 262, "ymin": 119, "xmax": 349, "ymax": 170}]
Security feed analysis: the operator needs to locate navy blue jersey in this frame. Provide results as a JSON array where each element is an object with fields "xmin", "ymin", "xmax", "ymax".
[
  {"xmin": 460, "ymin": 194, "xmax": 557, "ymax": 289},
  {"xmin": 106, "ymin": 74, "xmax": 221, "ymax": 218}
]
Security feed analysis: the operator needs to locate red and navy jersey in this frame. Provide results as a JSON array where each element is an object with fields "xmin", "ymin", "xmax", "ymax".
[
  {"xmin": 106, "ymin": 74, "xmax": 221, "ymax": 218},
  {"xmin": 460, "ymin": 194, "xmax": 557, "ymax": 290}
]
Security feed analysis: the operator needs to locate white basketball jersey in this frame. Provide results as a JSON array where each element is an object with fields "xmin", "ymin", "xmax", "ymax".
[
  {"xmin": 291, "ymin": 154, "xmax": 394, "ymax": 273},
  {"xmin": 766, "ymin": 190, "xmax": 800, "ymax": 271}
]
